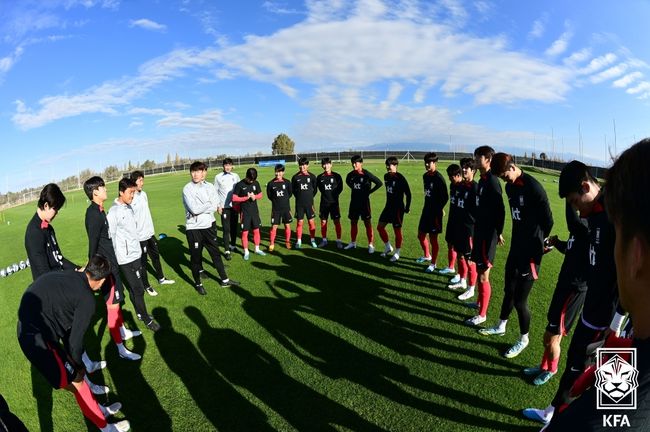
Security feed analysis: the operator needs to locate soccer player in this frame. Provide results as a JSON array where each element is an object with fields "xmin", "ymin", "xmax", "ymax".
[
  {"xmin": 437, "ymin": 164, "xmax": 462, "ymax": 275},
  {"xmin": 84, "ymin": 177, "xmax": 142, "ymax": 361},
  {"xmin": 522, "ymin": 202, "xmax": 588, "ymax": 386},
  {"xmin": 232, "ymin": 168, "xmax": 265, "ymax": 260},
  {"xmin": 448, "ymin": 158, "xmax": 478, "ymax": 302},
  {"xmin": 106, "ymin": 178, "xmax": 161, "ymax": 332},
  {"xmin": 416, "ymin": 153, "xmax": 448, "ymax": 270},
  {"xmin": 17, "ymin": 255, "xmax": 129, "ymax": 432},
  {"xmin": 316, "ymin": 157, "xmax": 344, "ymax": 248},
  {"xmin": 377, "ymin": 157, "xmax": 412, "ymax": 262},
  {"xmin": 267, "ymin": 164, "xmax": 293, "ymax": 251},
  {"xmin": 130, "ymin": 171, "xmax": 175, "ymax": 296},
  {"xmin": 478, "ymin": 153, "xmax": 554, "ymax": 359},
  {"xmin": 291, "ymin": 157, "xmax": 318, "ymax": 248},
  {"xmin": 465, "ymin": 146, "xmax": 506, "ymax": 327},
  {"xmin": 182, "ymin": 161, "xmax": 240, "ymax": 295},
  {"xmin": 345, "ymin": 155, "xmax": 382, "ymax": 253},
  {"xmin": 523, "ymin": 160, "xmax": 622, "ymax": 425},
  {"xmin": 214, "ymin": 158, "xmax": 241, "ymax": 260}
]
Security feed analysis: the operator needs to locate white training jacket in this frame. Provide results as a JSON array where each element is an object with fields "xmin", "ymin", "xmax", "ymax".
[
  {"xmin": 131, "ymin": 190, "xmax": 155, "ymax": 241},
  {"xmin": 106, "ymin": 198, "xmax": 142, "ymax": 265},
  {"xmin": 182, "ymin": 180, "xmax": 218, "ymax": 231},
  {"xmin": 214, "ymin": 171, "xmax": 241, "ymax": 209}
]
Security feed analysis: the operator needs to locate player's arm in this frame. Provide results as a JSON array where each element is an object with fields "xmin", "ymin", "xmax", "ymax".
[
  {"xmin": 533, "ymin": 180, "xmax": 554, "ymax": 237},
  {"xmin": 311, "ymin": 173, "xmax": 318, "ymax": 197},
  {"xmin": 345, "ymin": 171, "xmax": 354, "ymax": 188},
  {"xmin": 85, "ymin": 212, "xmax": 102, "ymax": 259},
  {"xmin": 68, "ymin": 296, "xmax": 96, "ymax": 373},
  {"xmin": 402, "ymin": 175, "xmax": 412, "ymax": 212},
  {"xmin": 437, "ymin": 175, "xmax": 449, "ymax": 209},
  {"xmin": 565, "ymin": 200, "xmax": 588, "ymax": 237},
  {"xmin": 491, "ymin": 176, "xmax": 506, "ymax": 237},
  {"xmin": 253, "ymin": 181, "xmax": 263, "ymax": 201},
  {"xmin": 182, "ymin": 186, "xmax": 213, "ymax": 215},
  {"xmin": 231, "ymin": 183, "xmax": 249, "ymax": 203},
  {"xmin": 368, "ymin": 171, "xmax": 382, "ymax": 194},
  {"xmin": 214, "ymin": 174, "xmax": 225, "ymax": 210},
  {"xmin": 266, "ymin": 182, "xmax": 274, "ymax": 203},
  {"xmin": 25, "ymin": 229, "xmax": 50, "ymax": 277},
  {"xmin": 335, "ymin": 173, "xmax": 344, "ymax": 197}
]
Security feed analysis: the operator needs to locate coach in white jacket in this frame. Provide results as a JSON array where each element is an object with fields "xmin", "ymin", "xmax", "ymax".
[
  {"xmin": 214, "ymin": 157, "xmax": 241, "ymax": 260},
  {"xmin": 183, "ymin": 161, "xmax": 239, "ymax": 296},
  {"xmin": 107, "ymin": 177, "xmax": 160, "ymax": 332}
]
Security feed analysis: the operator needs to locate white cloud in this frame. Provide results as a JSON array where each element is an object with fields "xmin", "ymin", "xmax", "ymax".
[
  {"xmin": 626, "ymin": 81, "xmax": 650, "ymax": 95},
  {"xmin": 578, "ymin": 53, "xmax": 617, "ymax": 75},
  {"xmin": 590, "ymin": 63, "xmax": 628, "ymax": 84},
  {"xmin": 563, "ymin": 48, "xmax": 591, "ymax": 66},
  {"xmin": 613, "ymin": 71, "xmax": 643, "ymax": 88},
  {"xmin": 262, "ymin": 1, "xmax": 303, "ymax": 15},
  {"xmin": 545, "ymin": 28, "xmax": 573, "ymax": 56},
  {"xmin": 129, "ymin": 18, "xmax": 167, "ymax": 32},
  {"xmin": 528, "ymin": 14, "xmax": 548, "ymax": 40}
]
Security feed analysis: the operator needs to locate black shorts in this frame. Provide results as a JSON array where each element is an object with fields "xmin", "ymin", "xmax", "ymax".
[
  {"xmin": 319, "ymin": 202, "xmax": 341, "ymax": 220},
  {"xmin": 471, "ymin": 230, "xmax": 498, "ymax": 269},
  {"xmin": 546, "ymin": 276, "xmax": 587, "ymax": 336},
  {"xmin": 445, "ymin": 220, "xmax": 456, "ymax": 243},
  {"xmin": 378, "ymin": 206, "xmax": 404, "ymax": 228},
  {"xmin": 294, "ymin": 203, "xmax": 315, "ymax": 220},
  {"xmin": 451, "ymin": 225, "xmax": 473, "ymax": 259},
  {"xmin": 240, "ymin": 211, "xmax": 262, "ymax": 231},
  {"xmin": 18, "ymin": 329, "xmax": 75, "ymax": 390},
  {"xmin": 101, "ymin": 272, "xmax": 124, "ymax": 306},
  {"xmin": 418, "ymin": 208, "xmax": 443, "ymax": 234},
  {"xmin": 348, "ymin": 200, "xmax": 372, "ymax": 221},
  {"xmin": 271, "ymin": 209, "xmax": 293, "ymax": 225}
]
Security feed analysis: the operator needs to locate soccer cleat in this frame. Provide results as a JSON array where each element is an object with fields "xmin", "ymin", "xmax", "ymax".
[
  {"xmin": 145, "ymin": 319, "xmax": 161, "ymax": 332},
  {"xmin": 415, "ymin": 256, "xmax": 432, "ymax": 263},
  {"xmin": 504, "ymin": 339, "xmax": 529, "ymax": 358},
  {"xmin": 336, "ymin": 240, "xmax": 343, "ymax": 249},
  {"xmin": 344, "ymin": 242, "xmax": 356, "ymax": 250},
  {"xmin": 425, "ymin": 264, "xmax": 436, "ymax": 273},
  {"xmin": 368, "ymin": 244, "xmax": 375, "ymax": 254},
  {"xmin": 448, "ymin": 280, "xmax": 467, "ymax": 291},
  {"xmin": 145, "ymin": 286, "xmax": 158, "ymax": 297},
  {"xmin": 120, "ymin": 326, "xmax": 142, "ymax": 341},
  {"xmin": 457, "ymin": 287, "xmax": 475, "ymax": 300},
  {"xmin": 295, "ymin": 242, "xmax": 302, "ymax": 249},
  {"xmin": 478, "ymin": 326, "xmax": 506, "ymax": 336},
  {"xmin": 100, "ymin": 420, "xmax": 131, "ymax": 432},
  {"xmin": 83, "ymin": 353, "xmax": 107, "ymax": 374},
  {"xmin": 100, "ymin": 402, "xmax": 122, "ymax": 417},
  {"xmin": 255, "ymin": 249, "xmax": 266, "ymax": 256},
  {"xmin": 285, "ymin": 242, "xmax": 292, "ymax": 250},
  {"xmin": 389, "ymin": 253, "xmax": 400, "ymax": 262},
  {"xmin": 533, "ymin": 371, "xmax": 556, "ymax": 386},
  {"xmin": 438, "ymin": 267, "xmax": 455, "ymax": 275},
  {"xmin": 319, "ymin": 239, "xmax": 328, "ymax": 248},
  {"xmin": 195, "ymin": 284, "xmax": 207, "ymax": 296},
  {"xmin": 311, "ymin": 240, "xmax": 318, "ymax": 248},
  {"xmin": 220, "ymin": 279, "xmax": 241, "ymax": 288},
  {"xmin": 224, "ymin": 251, "xmax": 232, "ymax": 261},
  {"xmin": 448, "ymin": 274, "xmax": 461, "ymax": 284},
  {"xmin": 158, "ymin": 278, "xmax": 175, "ymax": 285},
  {"xmin": 465, "ymin": 315, "xmax": 486, "ymax": 326},
  {"xmin": 523, "ymin": 366, "xmax": 543, "ymax": 376},
  {"xmin": 118, "ymin": 346, "xmax": 141, "ymax": 361},
  {"xmin": 85, "ymin": 377, "xmax": 109, "ymax": 395},
  {"xmin": 522, "ymin": 408, "xmax": 553, "ymax": 424},
  {"xmin": 380, "ymin": 244, "xmax": 394, "ymax": 257},
  {"xmin": 243, "ymin": 252, "xmax": 250, "ymax": 261},
  {"xmin": 268, "ymin": 244, "xmax": 275, "ymax": 252}
]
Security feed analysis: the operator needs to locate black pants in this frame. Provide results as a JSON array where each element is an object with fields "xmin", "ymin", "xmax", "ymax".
[
  {"xmin": 119, "ymin": 259, "xmax": 150, "ymax": 320},
  {"xmin": 139, "ymin": 236, "xmax": 164, "ymax": 288},
  {"xmin": 186, "ymin": 224, "xmax": 228, "ymax": 285},
  {"xmin": 499, "ymin": 259, "xmax": 536, "ymax": 335},
  {"xmin": 221, "ymin": 208, "xmax": 239, "ymax": 250}
]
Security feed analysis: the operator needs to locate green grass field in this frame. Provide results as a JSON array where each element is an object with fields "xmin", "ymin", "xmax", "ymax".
[{"xmin": 0, "ymin": 161, "xmax": 570, "ymax": 431}]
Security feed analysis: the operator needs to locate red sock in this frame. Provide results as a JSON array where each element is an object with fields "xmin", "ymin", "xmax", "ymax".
[
  {"xmin": 284, "ymin": 226, "xmax": 291, "ymax": 245},
  {"xmin": 308, "ymin": 219, "xmax": 316, "ymax": 239},
  {"xmin": 448, "ymin": 246, "xmax": 457, "ymax": 269},
  {"xmin": 395, "ymin": 227, "xmax": 403, "ymax": 248},
  {"xmin": 74, "ymin": 380, "xmax": 107, "ymax": 428},
  {"xmin": 430, "ymin": 234, "xmax": 439, "ymax": 262},
  {"xmin": 242, "ymin": 230, "xmax": 249, "ymax": 250},
  {"xmin": 377, "ymin": 225, "xmax": 389, "ymax": 243},
  {"xmin": 418, "ymin": 232, "xmax": 430, "ymax": 257},
  {"xmin": 540, "ymin": 349, "xmax": 550, "ymax": 370},
  {"xmin": 478, "ymin": 280, "xmax": 491, "ymax": 317},
  {"xmin": 458, "ymin": 258, "xmax": 468, "ymax": 279},
  {"xmin": 107, "ymin": 306, "xmax": 122, "ymax": 344},
  {"xmin": 321, "ymin": 221, "xmax": 328, "ymax": 238},
  {"xmin": 270, "ymin": 226, "xmax": 277, "ymax": 246},
  {"xmin": 334, "ymin": 220, "xmax": 342, "ymax": 239},
  {"xmin": 549, "ymin": 356, "xmax": 560, "ymax": 373},
  {"xmin": 364, "ymin": 220, "xmax": 374, "ymax": 243},
  {"xmin": 351, "ymin": 223, "xmax": 358, "ymax": 242},
  {"xmin": 296, "ymin": 220, "xmax": 304, "ymax": 241},
  {"xmin": 469, "ymin": 262, "xmax": 477, "ymax": 287},
  {"xmin": 253, "ymin": 228, "xmax": 261, "ymax": 246}
]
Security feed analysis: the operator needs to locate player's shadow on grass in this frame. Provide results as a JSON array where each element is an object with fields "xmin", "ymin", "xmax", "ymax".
[
  {"xmin": 103, "ymin": 310, "xmax": 172, "ymax": 432},
  {"xmin": 185, "ymin": 306, "xmax": 385, "ymax": 432},
  {"xmin": 151, "ymin": 307, "xmax": 273, "ymax": 431},
  {"xmin": 158, "ymin": 234, "xmax": 194, "ymax": 286}
]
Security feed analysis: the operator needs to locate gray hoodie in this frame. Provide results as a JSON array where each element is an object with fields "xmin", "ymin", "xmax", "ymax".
[
  {"xmin": 131, "ymin": 190, "xmax": 155, "ymax": 241},
  {"xmin": 182, "ymin": 180, "xmax": 218, "ymax": 230},
  {"xmin": 106, "ymin": 198, "xmax": 142, "ymax": 265}
]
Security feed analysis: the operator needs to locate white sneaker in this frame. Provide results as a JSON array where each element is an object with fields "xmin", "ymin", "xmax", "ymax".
[
  {"xmin": 85, "ymin": 376, "xmax": 109, "ymax": 395},
  {"xmin": 318, "ymin": 239, "xmax": 328, "ymax": 248},
  {"xmin": 99, "ymin": 402, "xmax": 122, "ymax": 417},
  {"xmin": 457, "ymin": 287, "xmax": 475, "ymax": 300},
  {"xmin": 415, "ymin": 256, "xmax": 432, "ymax": 263},
  {"xmin": 522, "ymin": 407, "xmax": 554, "ymax": 424},
  {"xmin": 389, "ymin": 253, "xmax": 400, "ymax": 262},
  {"xmin": 118, "ymin": 345, "xmax": 141, "ymax": 361},
  {"xmin": 504, "ymin": 339, "xmax": 529, "ymax": 358},
  {"xmin": 448, "ymin": 279, "xmax": 467, "ymax": 290},
  {"xmin": 145, "ymin": 286, "xmax": 158, "ymax": 296},
  {"xmin": 100, "ymin": 420, "xmax": 131, "ymax": 432},
  {"xmin": 368, "ymin": 244, "xmax": 375, "ymax": 254},
  {"xmin": 465, "ymin": 315, "xmax": 486, "ymax": 326},
  {"xmin": 449, "ymin": 274, "xmax": 461, "ymax": 284},
  {"xmin": 425, "ymin": 264, "xmax": 436, "ymax": 273},
  {"xmin": 438, "ymin": 267, "xmax": 455, "ymax": 275},
  {"xmin": 120, "ymin": 326, "xmax": 142, "ymax": 341},
  {"xmin": 86, "ymin": 359, "xmax": 107, "ymax": 374},
  {"xmin": 344, "ymin": 242, "xmax": 356, "ymax": 250},
  {"xmin": 159, "ymin": 278, "xmax": 175, "ymax": 285},
  {"xmin": 254, "ymin": 249, "xmax": 266, "ymax": 256},
  {"xmin": 380, "ymin": 244, "xmax": 393, "ymax": 257}
]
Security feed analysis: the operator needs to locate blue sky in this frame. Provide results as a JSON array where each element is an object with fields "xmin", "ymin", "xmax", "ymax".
[{"xmin": 2, "ymin": 0, "xmax": 649, "ymax": 193}]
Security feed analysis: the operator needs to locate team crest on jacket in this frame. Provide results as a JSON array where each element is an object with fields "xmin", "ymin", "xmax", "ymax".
[
  {"xmin": 307, "ymin": 178, "xmax": 310, "ymax": 183},
  {"xmin": 282, "ymin": 184, "xmax": 286, "ymax": 189},
  {"xmin": 253, "ymin": 185, "xmax": 257, "ymax": 191},
  {"xmin": 519, "ymin": 195, "xmax": 524, "ymax": 206},
  {"xmin": 330, "ymin": 178, "xmax": 333, "ymax": 183}
]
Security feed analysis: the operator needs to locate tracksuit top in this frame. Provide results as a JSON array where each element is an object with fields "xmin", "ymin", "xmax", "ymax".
[
  {"xmin": 346, "ymin": 169, "xmax": 382, "ymax": 204},
  {"xmin": 106, "ymin": 199, "xmax": 142, "ymax": 265},
  {"xmin": 182, "ymin": 181, "xmax": 218, "ymax": 231},
  {"xmin": 422, "ymin": 171, "xmax": 448, "ymax": 213},
  {"xmin": 455, "ymin": 180, "xmax": 479, "ymax": 230},
  {"xmin": 266, "ymin": 179, "xmax": 293, "ymax": 212},
  {"xmin": 317, "ymin": 172, "xmax": 343, "ymax": 204},
  {"xmin": 25, "ymin": 213, "xmax": 77, "ymax": 280},
  {"xmin": 291, "ymin": 172, "xmax": 318, "ymax": 206},
  {"xmin": 475, "ymin": 170, "xmax": 505, "ymax": 237},
  {"xmin": 131, "ymin": 190, "xmax": 155, "ymax": 241},
  {"xmin": 85, "ymin": 202, "xmax": 119, "ymax": 266},
  {"xmin": 214, "ymin": 171, "xmax": 241, "ymax": 209},
  {"xmin": 383, "ymin": 172, "xmax": 412, "ymax": 211},
  {"xmin": 232, "ymin": 180, "xmax": 262, "ymax": 218},
  {"xmin": 447, "ymin": 182, "xmax": 461, "ymax": 231},
  {"xmin": 556, "ymin": 202, "xmax": 589, "ymax": 284}
]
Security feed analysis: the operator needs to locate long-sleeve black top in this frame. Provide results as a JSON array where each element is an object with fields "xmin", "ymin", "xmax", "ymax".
[
  {"xmin": 383, "ymin": 172, "xmax": 411, "ymax": 211},
  {"xmin": 346, "ymin": 169, "xmax": 382, "ymax": 204},
  {"xmin": 291, "ymin": 172, "xmax": 318, "ymax": 206},
  {"xmin": 85, "ymin": 202, "xmax": 118, "ymax": 266},
  {"xmin": 266, "ymin": 178, "xmax": 293, "ymax": 212},
  {"xmin": 475, "ymin": 170, "xmax": 505, "ymax": 236},
  {"xmin": 556, "ymin": 202, "xmax": 589, "ymax": 284},
  {"xmin": 422, "ymin": 171, "xmax": 448, "ymax": 213},
  {"xmin": 316, "ymin": 171, "xmax": 343, "ymax": 204},
  {"xmin": 25, "ymin": 213, "xmax": 77, "ymax": 281}
]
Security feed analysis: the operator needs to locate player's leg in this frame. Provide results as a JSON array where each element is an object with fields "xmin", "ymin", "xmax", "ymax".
[
  {"xmin": 186, "ymin": 229, "xmax": 205, "ymax": 292},
  {"xmin": 138, "ymin": 240, "xmax": 153, "ymax": 292}
]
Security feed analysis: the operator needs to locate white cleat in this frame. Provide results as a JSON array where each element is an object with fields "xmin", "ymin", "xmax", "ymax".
[
  {"xmin": 344, "ymin": 242, "xmax": 357, "ymax": 250},
  {"xmin": 100, "ymin": 420, "xmax": 131, "ymax": 432},
  {"xmin": 85, "ymin": 376, "xmax": 109, "ymax": 395},
  {"xmin": 425, "ymin": 264, "xmax": 436, "ymax": 273},
  {"xmin": 82, "ymin": 352, "xmax": 106, "ymax": 374},
  {"xmin": 389, "ymin": 253, "xmax": 400, "ymax": 262},
  {"xmin": 438, "ymin": 267, "xmax": 455, "ymax": 275},
  {"xmin": 100, "ymin": 402, "xmax": 122, "ymax": 417},
  {"xmin": 457, "ymin": 287, "xmax": 475, "ymax": 300},
  {"xmin": 118, "ymin": 345, "xmax": 142, "ymax": 361},
  {"xmin": 159, "ymin": 278, "xmax": 175, "ymax": 285},
  {"xmin": 522, "ymin": 407, "xmax": 554, "ymax": 424},
  {"xmin": 120, "ymin": 326, "xmax": 142, "ymax": 341},
  {"xmin": 380, "ymin": 244, "xmax": 394, "ymax": 257},
  {"xmin": 368, "ymin": 244, "xmax": 375, "ymax": 254},
  {"xmin": 504, "ymin": 339, "xmax": 529, "ymax": 358},
  {"xmin": 465, "ymin": 315, "xmax": 486, "ymax": 326},
  {"xmin": 415, "ymin": 256, "xmax": 432, "ymax": 263},
  {"xmin": 448, "ymin": 274, "xmax": 461, "ymax": 284},
  {"xmin": 448, "ymin": 280, "xmax": 467, "ymax": 291}
]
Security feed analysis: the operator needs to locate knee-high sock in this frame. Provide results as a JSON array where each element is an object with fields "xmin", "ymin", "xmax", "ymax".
[
  {"xmin": 74, "ymin": 380, "xmax": 107, "ymax": 429},
  {"xmin": 540, "ymin": 349, "xmax": 550, "ymax": 370},
  {"xmin": 308, "ymin": 219, "xmax": 316, "ymax": 239},
  {"xmin": 395, "ymin": 227, "xmax": 403, "ymax": 248},
  {"xmin": 549, "ymin": 355, "xmax": 560, "ymax": 373},
  {"xmin": 334, "ymin": 220, "xmax": 342, "ymax": 239},
  {"xmin": 469, "ymin": 262, "xmax": 478, "ymax": 286},
  {"xmin": 448, "ymin": 246, "xmax": 457, "ymax": 269},
  {"xmin": 430, "ymin": 234, "xmax": 439, "ymax": 262},
  {"xmin": 253, "ymin": 228, "xmax": 261, "ymax": 246},
  {"xmin": 364, "ymin": 220, "xmax": 374, "ymax": 243},
  {"xmin": 107, "ymin": 306, "xmax": 122, "ymax": 344},
  {"xmin": 350, "ymin": 222, "xmax": 359, "ymax": 242},
  {"xmin": 418, "ymin": 232, "xmax": 429, "ymax": 257},
  {"xmin": 242, "ymin": 230, "xmax": 249, "ymax": 250},
  {"xmin": 478, "ymin": 280, "xmax": 491, "ymax": 317},
  {"xmin": 284, "ymin": 226, "xmax": 291, "ymax": 244},
  {"xmin": 296, "ymin": 220, "xmax": 304, "ymax": 241},
  {"xmin": 270, "ymin": 226, "xmax": 277, "ymax": 246},
  {"xmin": 321, "ymin": 220, "xmax": 328, "ymax": 238},
  {"xmin": 458, "ymin": 258, "xmax": 468, "ymax": 279},
  {"xmin": 377, "ymin": 225, "xmax": 389, "ymax": 243}
]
